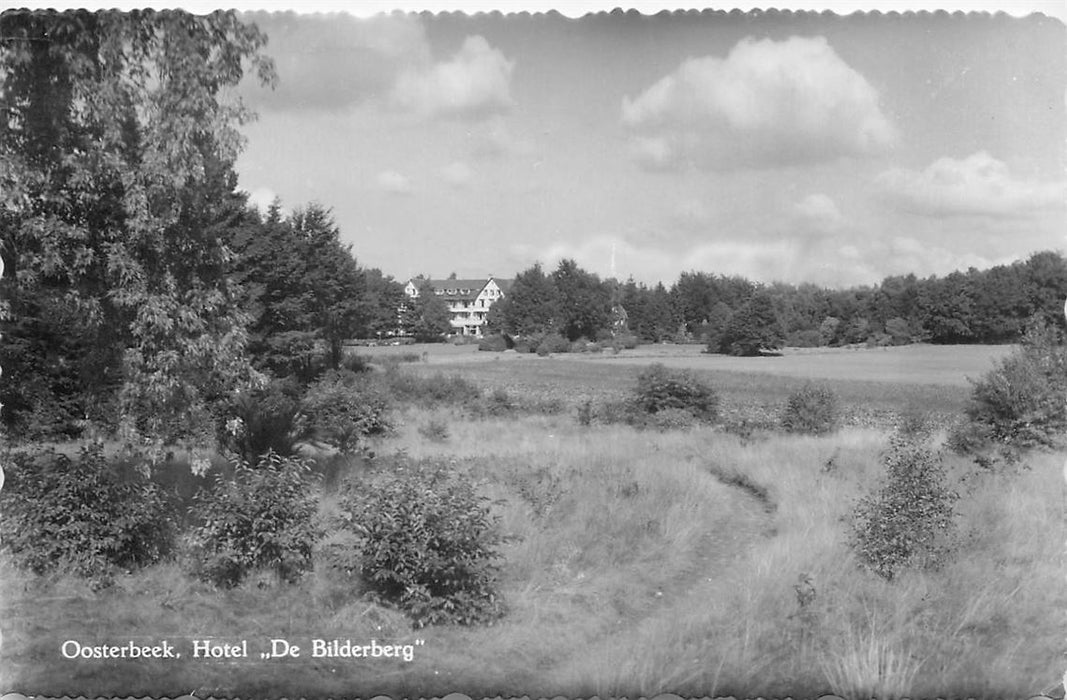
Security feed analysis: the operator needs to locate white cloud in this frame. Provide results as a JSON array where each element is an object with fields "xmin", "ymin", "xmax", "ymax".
[
  {"xmin": 877, "ymin": 152, "xmax": 1067, "ymax": 218},
  {"xmin": 375, "ymin": 170, "xmax": 413, "ymax": 195},
  {"xmin": 622, "ymin": 36, "xmax": 896, "ymax": 170},
  {"xmin": 392, "ymin": 35, "xmax": 514, "ymax": 119},
  {"xmin": 240, "ymin": 12, "xmax": 430, "ymax": 112},
  {"xmin": 440, "ymin": 161, "xmax": 475, "ymax": 188},
  {"xmin": 795, "ymin": 193, "xmax": 845, "ymax": 230}
]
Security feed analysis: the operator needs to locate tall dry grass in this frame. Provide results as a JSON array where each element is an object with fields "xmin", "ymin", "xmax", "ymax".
[{"xmin": 3, "ymin": 405, "xmax": 1062, "ymax": 698}]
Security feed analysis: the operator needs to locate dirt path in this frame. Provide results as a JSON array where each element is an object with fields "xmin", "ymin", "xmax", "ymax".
[{"xmin": 542, "ymin": 466, "xmax": 776, "ymax": 692}]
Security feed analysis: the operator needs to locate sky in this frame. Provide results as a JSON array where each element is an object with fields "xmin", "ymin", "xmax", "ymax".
[{"xmin": 218, "ymin": 3, "xmax": 1067, "ymax": 288}]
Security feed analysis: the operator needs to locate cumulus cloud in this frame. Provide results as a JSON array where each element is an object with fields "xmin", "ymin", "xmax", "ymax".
[
  {"xmin": 376, "ymin": 170, "xmax": 413, "ymax": 195},
  {"xmin": 392, "ymin": 36, "xmax": 514, "ymax": 119},
  {"xmin": 239, "ymin": 12, "xmax": 430, "ymax": 112},
  {"xmin": 877, "ymin": 152, "xmax": 1067, "ymax": 218},
  {"xmin": 440, "ymin": 161, "xmax": 475, "ymax": 187},
  {"xmin": 622, "ymin": 36, "xmax": 896, "ymax": 171}
]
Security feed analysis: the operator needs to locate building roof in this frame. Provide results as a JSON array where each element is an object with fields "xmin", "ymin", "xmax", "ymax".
[{"xmin": 408, "ymin": 276, "xmax": 513, "ymax": 301}]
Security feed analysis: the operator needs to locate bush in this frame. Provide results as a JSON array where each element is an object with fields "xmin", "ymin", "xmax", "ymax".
[
  {"xmin": 477, "ymin": 334, "xmax": 508, "ymax": 352},
  {"xmin": 339, "ymin": 352, "xmax": 374, "ymax": 373},
  {"xmin": 300, "ymin": 371, "xmax": 393, "ymax": 453},
  {"xmin": 612, "ymin": 334, "xmax": 639, "ymax": 351},
  {"xmin": 222, "ymin": 378, "xmax": 304, "ymax": 462},
  {"xmin": 187, "ymin": 451, "xmax": 319, "ymax": 588},
  {"xmin": 577, "ymin": 399, "xmax": 594, "ymax": 426},
  {"xmin": 0, "ymin": 443, "xmax": 173, "ymax": 579},
  {"xmin": 963, "ymin": 320, "xmax": 1067, "ymax": 449},
  {"xmin": 780, "ymin": 384, "xmax": 839, "ymax": 435},
  {"xmin": 850, "ymin": 435, "xmax": 959, "ymax": 581},
  {"xmin": 418, "ymin": 419, "xmax": 450, "ymax": 442},
  {"xmin": 484, "ymin": 387, "xmax": 514, "ymax": 414},
  {"xmin": 336, "ymin": 458, "xmax": 504, "ymax": 627},
  {"xmin": 381, "ymin": 368, "xmax": 483, "ymax": 408},
  {"xmin": 786, "ymin": 329, "xmax": 823, "ymax": 348},
  {"xmin": 536, "ymin": 333, "xmax": 571, "ymax": 356},
  {"xmin": 632, "ymin": 363, "xmax": 718, "ymax": 422}
]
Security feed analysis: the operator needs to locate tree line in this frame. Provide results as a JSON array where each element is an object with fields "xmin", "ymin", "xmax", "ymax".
[{"xmin": 486, "ymin": 252, "xmax": 1067, "ymax": 355}]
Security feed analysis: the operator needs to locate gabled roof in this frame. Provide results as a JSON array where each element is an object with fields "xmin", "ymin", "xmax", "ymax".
[
  {"xmin": 407, "ymin": 276, "xmax": 514, "ymax": 301},
  {"xmin": 428, "ymin": 279, "xmax": 489, "ymax": 293}
]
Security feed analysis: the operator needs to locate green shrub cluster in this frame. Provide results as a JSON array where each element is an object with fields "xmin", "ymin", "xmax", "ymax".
[
  {"xmin": 477, "ymin": 334, "xmax": 508, "ymax": 352},
  {"xmin": 300, "ymin": 371, "xmax": 393, "ymax": 453},
  {"xmin": 536, "ymin": 333, "xmax": 571, "ymax": 356},
  {"xmin": 335, "ymin": 458, "xmax": 505, "ymax": 627},
  {"xmin": 963, "ymin": 320, "xmax": 1067, "ymax": 451},
  {"xmin": 418, "ymin": 418, "xmax": 450, "ymax": 442},
  {"xmin": 850, "ymin": 435, "xmax": 959, "ymax": 581},
  {"xmin": 186, "ymin": 451, "xmax": 319, "ymax": 588},
  {"xmin": 780, "ymin": 384, "xmax": 839, "ymax": 435},
  {"xmin": 507, "ymin": 332, "xmax": 636, "ymax": 355},
  {"xmin": 0, "ymin": 443, "xmax": 174, "ymax": 579},
  {"xmin": 221, "ymin": 378, "xmax": 304, "ymax": 462},
  {"xmin": 632, "ymin": 363, "xmax": 719, "ymax": 423},
  {"xmin": 381, "ymin": 368, "xmax": 483, "ymax": 408},
  {"xmin": 339, "ymin": 352, "xmax": 374, "ymax": 373}
]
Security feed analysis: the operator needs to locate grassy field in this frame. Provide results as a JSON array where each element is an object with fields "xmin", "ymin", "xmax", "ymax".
[{"xmin": 2, "ymin": 342, "xmax": 1062, "ymax": 698}]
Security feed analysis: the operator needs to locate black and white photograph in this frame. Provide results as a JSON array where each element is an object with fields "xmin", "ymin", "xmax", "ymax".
[{"xmin": 0, "ymin": 1, "xmax": 1064, "ymax": 697}]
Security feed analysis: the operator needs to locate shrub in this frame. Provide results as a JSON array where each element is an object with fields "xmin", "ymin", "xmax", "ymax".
[
  {"xmin": 478, "ymin": 334, "xmax": 508, "ymax": 352},
  {"xmin": 786, "ymin": 329, "xmax": 823, "ymax": 348},
  {"xmin": 221, "ymin": 378, "xmax": 303, "ymax": 462},
  {"xmin": 963, "ymin": 320, "xmax": 1067, "ymax": 449},
  {"xmin": 632, "ymin": 363, "xmax": 718, "ymax": 422},
  {"xmin": 0, "ymin": 443, "xmax": 173, "ymax": 579},
  {"xmin": 536, "ymin": 333, "xmax": 571, "ymax": 356},
  {"xmin": 612, "ymin": 334, "xmax": 639, "ymax": 351},
  {"xmin": 187, "ymin": 451, "xmax": 319, "ymax": 588},
  {"xmin": 382, "ymin": 368, "xmax": 483, "ymax": 408},
  {"xmin": 780, "ymin": 384, "xmax": 839, "ymax": 435},
  {"xmin": 484, "ymin": 387, "xmax": 514, "ymax": 414},
  {"xmin": 300, "ymin": 371, "xmax": 393, "ymax": 453},
  {"xmin": 418, "ymin": 419, "xmax": 450, "ymax": 442},
  {"xmin": 339, "ymin": 352, "xmax": 373, "ymax": 373},
  {"xmin": 850, "ymin": 435, "xmax": 959, "ymax": 581},
  {"xmin": 577, "ymin": 399, "xmax": 594, "ymax": 426},
  {"xmin": 336, "ymin": 458, "xmax": 505, "ymax": 627}
]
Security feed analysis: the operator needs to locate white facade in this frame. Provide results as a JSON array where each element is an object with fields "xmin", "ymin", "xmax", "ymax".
[{"xmin": 404, "ymin": 276, "xmax": 512, "ymax": 336}]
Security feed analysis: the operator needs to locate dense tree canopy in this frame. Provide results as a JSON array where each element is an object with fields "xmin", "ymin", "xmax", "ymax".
[
  {"xmin": 225, "ymin": 202, "xmax": 368, "ymax": 380},
  {"xmin": 0, "ymin": 9, "xmax": 275, "ymax": 450},
  {"xmin": 490, "ymin": 263, "xmax": 560, "ymax": 338},
  {"xmin": 718, "ymin": 291, "xmax": 785, "ymax": 356},
  {"xmin": 552, "ymin": 259, "xmax": 612, "ymax": 341},
  {"xmin": 403, "ymin": 281, "xmax": 452, "ymax": 342}
]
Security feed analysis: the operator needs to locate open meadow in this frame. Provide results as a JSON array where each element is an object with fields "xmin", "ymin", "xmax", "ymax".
[{"xmin": 1, "ymin": 342, "xmax": 1063, "ymax": 699}]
